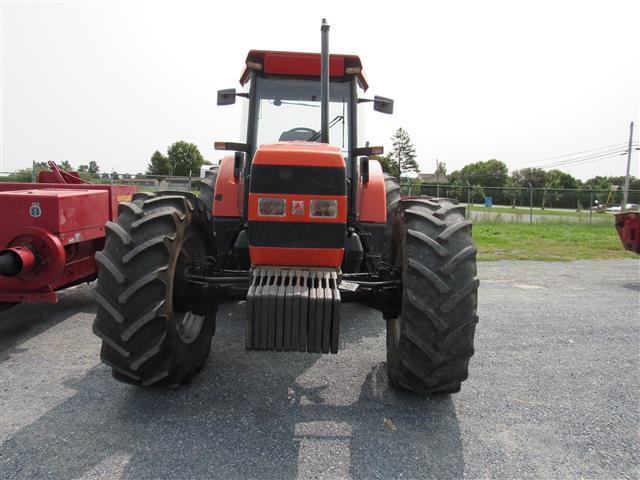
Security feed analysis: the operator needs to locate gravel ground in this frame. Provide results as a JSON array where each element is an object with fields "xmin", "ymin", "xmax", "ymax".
[{"xmin": 0, "ymin": 260, "xmax": 638, "ymax": 479}]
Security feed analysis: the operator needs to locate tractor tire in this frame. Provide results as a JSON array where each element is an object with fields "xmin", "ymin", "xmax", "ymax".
[
  {"xmin": 0, "ymin": 302, "xmax": 18, "ymax": 312},
  {"xmin": 383, "ymin": 173, "xmax": 401, "ymax": 257},
  {"xmin": 196, "ymin": 166, "xmax": 219, "ymax": 214},
  {"xmin": 386, "ymin": 197, "xmax": 479, "ymax": 394},
  {"xmin": 92, "ymin": 190, "xmax": 216, "ymax": 386}
]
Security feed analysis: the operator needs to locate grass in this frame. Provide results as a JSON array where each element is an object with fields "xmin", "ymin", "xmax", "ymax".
[{"xmin": 473, "ymin": 221, "xmax": 638, "ymax": 261}]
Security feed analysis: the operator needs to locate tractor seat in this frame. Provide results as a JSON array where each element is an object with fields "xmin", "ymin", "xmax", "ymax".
[{"xmin": 279, "ymin": 127, "xmax": 317, "ymax": 142}]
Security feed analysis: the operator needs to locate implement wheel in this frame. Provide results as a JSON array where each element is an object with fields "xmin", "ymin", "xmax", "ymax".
[
  {"xmin": 386, "ymin": 197, "xmax": 479, "ymax": 394},
  {"xmin": 93, "ymin": 191, "xmax": 216, "ymax": 386}
]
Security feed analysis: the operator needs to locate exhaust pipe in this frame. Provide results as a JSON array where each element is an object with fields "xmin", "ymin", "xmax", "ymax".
[{"xmin": 320, "ymin": 18, "xmax": 330, "ymax": 144}]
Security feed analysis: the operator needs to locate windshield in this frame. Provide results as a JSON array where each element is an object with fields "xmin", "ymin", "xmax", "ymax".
[{"xmin": 253, "ymin": 76, "xmax": 351, "ymax": 155}]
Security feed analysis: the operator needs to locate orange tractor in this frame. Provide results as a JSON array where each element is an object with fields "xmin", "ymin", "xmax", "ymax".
[{"xmin": 93, "ymin": 20, "xmax": 479, "ymax": 394}]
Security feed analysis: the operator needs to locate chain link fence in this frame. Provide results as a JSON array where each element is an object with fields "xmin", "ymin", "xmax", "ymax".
[
  {"xmin": 401, "ymin": 183, "xmax": 640, "ymax": 224},
  {"xmin": 0, "ymin": 171, "xmax": 200, "ymax": 192},
  {"xmin": 2, "ymin": 170, "xmax": 637, "ymax": 224}
]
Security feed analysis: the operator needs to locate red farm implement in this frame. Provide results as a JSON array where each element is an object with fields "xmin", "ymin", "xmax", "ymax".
[
  {"xmin": 0, "ymin": 161, "xmax": 136, "ymax": 307},
  {"xmin": 615, "ymin": 211, "xmax": 640, "ymax": 254}
]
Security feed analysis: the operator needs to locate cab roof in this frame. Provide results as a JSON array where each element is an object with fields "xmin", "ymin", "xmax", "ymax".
[{"xmin": 240, "ymin": 50, "xmax": 368, "ymax": 91}]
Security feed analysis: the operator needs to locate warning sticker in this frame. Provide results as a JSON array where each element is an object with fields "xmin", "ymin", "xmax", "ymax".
[
  {"xmin": 292, "ymin": 200, "xmax": 305, "ymax": 216},
  {"xmin": 339, "ymin": 281, "xmax": 359, "ymax": 292}
]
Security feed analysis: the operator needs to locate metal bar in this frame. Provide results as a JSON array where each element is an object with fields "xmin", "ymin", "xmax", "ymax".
[
  {"xmin": 528, "ymin": 182, "xmax": 533, "ymax": 225},
  {"xmin": 283, "ymin": 271, "xmax": 294, "ymax": 351},
  {"xmin": 330, "ymin": 271, "xmax": 340, "ymax": 354},
  {"xmin": 298, "ymin": 271, "xmax": 309, "ymax": 352},
  {"xmin": 275, "ymin": 275, "xmax": 286, "ymax": 352},
  {"xmin": 589, "ymin": 187, "xmax": 593, "ymax": 225},
  {"xmin": 348, "ymin": 77, "xmax": 359, "ymax": 224},
  {"xmin": 466, "ymin": 181, "xmax": 471, "ymax": 219},
  {"xmin": 622, "ymin": 121, "xmax": 634, "ymax": 211},
  {"xmin": 307, "ymin": 272, "xmax": 317, "ymax": 352},
  {"xmin": 314, "ymin": 271, "xmax": 325, "ymax": 353},
  {"xmin": 320, "ymin": 19, "xmax": 330, "ymax": 144},
  {"xmin": 266, "ymin": 270, "xmax": 278, "ymax": 350}
]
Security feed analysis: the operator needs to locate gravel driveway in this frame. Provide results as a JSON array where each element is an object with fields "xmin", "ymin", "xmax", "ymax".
[{"xmin": 1, "ymin": 260, "xmax": 638, "ymax": 479}]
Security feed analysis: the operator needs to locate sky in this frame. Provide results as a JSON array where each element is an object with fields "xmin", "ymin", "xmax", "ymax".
[{"xmin": 1, "ymin": 0, "xmax": 639, "ymax": 180}]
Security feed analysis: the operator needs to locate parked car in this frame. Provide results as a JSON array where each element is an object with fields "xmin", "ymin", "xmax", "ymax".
[{"xmin": 606, "ymin": 204, "xmax": 639, "ymax": 212}]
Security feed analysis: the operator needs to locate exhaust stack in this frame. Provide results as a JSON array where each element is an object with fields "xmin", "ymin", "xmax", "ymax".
[{"xmin": 320, "ymin": 18, "xmax": 330, "ymax": 144}]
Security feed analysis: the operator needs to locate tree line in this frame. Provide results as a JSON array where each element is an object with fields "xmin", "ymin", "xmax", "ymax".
[{"xmin": 372, "ymin": 129, "xmax": 638, "ymax": 208}]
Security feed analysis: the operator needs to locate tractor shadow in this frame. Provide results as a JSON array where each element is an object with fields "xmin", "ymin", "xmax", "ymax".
[
  {"xmin": 0, "ymin": 284, "xmax": 96, "ymax": 363},
  {"xmin": 1, "ymin": 302, "xmax": 464, "ymax": 479}
]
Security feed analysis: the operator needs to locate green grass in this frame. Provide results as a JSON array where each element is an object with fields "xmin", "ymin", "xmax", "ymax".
[{"xmin": 473, "ymin": 221, "xmax": 637, "ymax": 261}]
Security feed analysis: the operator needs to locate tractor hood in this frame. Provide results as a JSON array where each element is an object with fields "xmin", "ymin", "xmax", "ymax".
[{"xmin": 247, "ymin": 142, "xmax": 347, "ymax": 267}]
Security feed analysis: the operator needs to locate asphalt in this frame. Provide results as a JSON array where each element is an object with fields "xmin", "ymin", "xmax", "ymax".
[{"xmin": 0, "ymin": 260, "xmax": 638, "ymax": 479}]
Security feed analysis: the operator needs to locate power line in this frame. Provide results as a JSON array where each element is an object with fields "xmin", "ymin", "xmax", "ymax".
[
  {"xmin": 521, "ymin": 147, "xmax": 627, "ymax": 169},
  {"xmin": 534, "ymin": 151, "xmax": 627, "ymax": 169},
  {"xmin": 518, "ymin": 142, "xmax": 628, "ymax": 167}
]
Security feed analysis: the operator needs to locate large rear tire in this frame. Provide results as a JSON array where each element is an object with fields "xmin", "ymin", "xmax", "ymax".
[
  {"xmin": 386, "ymin": 197, "xmax": 479, "ymax": 394},
  {"xmin": 196, "ymin": 166, "xmax": 219, "ymax": 215},
  {"xmin": 92, "ymin": 191, "xmax": 216, "ymax": 386},
  {"xmin": 383, "ymin": 173, "xmax": 401, "ymax": 257}
]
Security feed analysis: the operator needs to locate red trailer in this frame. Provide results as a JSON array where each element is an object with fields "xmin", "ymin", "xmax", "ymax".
[
  {"xmin": 0, "ymin": 162, "xmax": 136, "ymax": 306},
  {"xmin": 615, "ymin": 211, "xmax": 640, "ymax": 255}
]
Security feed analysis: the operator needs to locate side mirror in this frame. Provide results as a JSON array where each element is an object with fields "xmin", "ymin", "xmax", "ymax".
[
  {"xmin": 233, "ymin": 151, "xmax": 245, "ymax": 180},
  {"xmin": 217, "ymin": 88, "xmax": 237, "ymax": 106},
  {"xmin": 360, "ymin": 156, "xmax": 370, "ymax": 184},
  {"xmin": 373, "ymin": 95, "xmax": 394, "ymax": 114}
]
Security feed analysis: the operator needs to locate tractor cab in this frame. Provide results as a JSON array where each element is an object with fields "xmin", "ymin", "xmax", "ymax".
[
  {"xmin": 240, "ymin": 50, "xmax": 365, "ymax": 155},
  {"xmin": 216, "ymin": 50, "xmax": 393, "ymax": 170}
]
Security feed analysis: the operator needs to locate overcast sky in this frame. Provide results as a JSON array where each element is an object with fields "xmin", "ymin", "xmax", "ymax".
[{"xmin": 1, "ymin": 0, "xmax": 638, "ymax": 180}]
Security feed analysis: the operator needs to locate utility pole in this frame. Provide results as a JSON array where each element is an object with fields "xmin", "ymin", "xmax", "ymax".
[
  {"xmin": 622, "ymin": 121, "xmax": 634, "ymax": 211},
  {"xmin": 436, "ymin": 158, "xmax": 440, "ymax": 197}
]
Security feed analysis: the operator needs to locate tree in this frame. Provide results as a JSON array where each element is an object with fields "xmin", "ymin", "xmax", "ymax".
[
  {"xmin": 502, "ymin": 177, "xmax": 522, "ymax": 208},
  {"xmin": 147, "ymin": 150, "xmax": 171, "ymax": 176},
  {"xmin": 77, "ymin": 164, "xmax": 89, "ymax": 173},
  {"xmin": 167, "ymin": 141, "xmax": 205, "ymax": 176},
  {"xmin": 389, "ymin": 128, "xmax": 419, "ymax": 176},
  {"xmin": 435, "ymin": 161, "xmax": 447, "ymax": 176},
  {"xmin": 371, "ymin": 154, "xmax": 400, "ymax": 177},
  {"xmin": 88, "ymin": 161, "xmax": 100, "ymax": 174},
  {"xmin": 511, "ymin": 168, "xmax": 547, "ymax": 188},
  {"xmin": 544, "ymin": 169, "xmax": 578, "ymax": 208},
  {"xmin": 459, "ymin": 159, "xmax": 508, "ymax": 189},
  {"xmin": 8, "ymin": 168, "xmax": 33, "ymax": 182},
  {"xmin": 60, "ymin": 161, "xmax": 72, "ymax": 171},
  {"xmin": 471, "ymin": 185, "xmax": 485, "ymax": 203}
]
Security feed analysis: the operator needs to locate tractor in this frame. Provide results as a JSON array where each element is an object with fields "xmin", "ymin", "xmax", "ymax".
[{"xmin": 92, "ymin": 20, "xmax": 479, "ymax": 394}]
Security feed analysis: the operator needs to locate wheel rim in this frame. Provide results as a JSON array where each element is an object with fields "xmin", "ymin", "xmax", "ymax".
[
  {"xmin": 173, "ymin": 230, "xmax": 209, "ymax": 345},
  {"xmin": 175, "ymin": 311, "xmax": 205, "ymax": 344}
]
